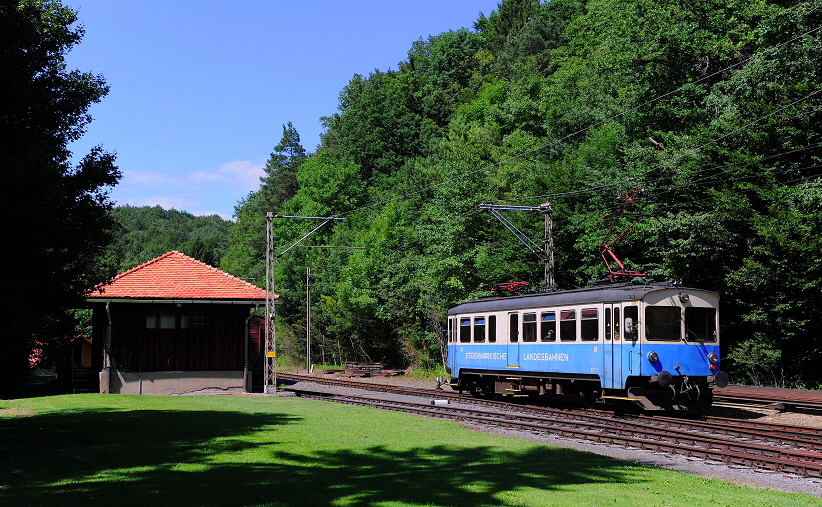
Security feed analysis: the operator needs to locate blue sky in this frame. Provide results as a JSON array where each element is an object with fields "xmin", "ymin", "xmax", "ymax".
[{"xmin": 66, "ymin": 1, "xmax": 501, "ymax": 220}]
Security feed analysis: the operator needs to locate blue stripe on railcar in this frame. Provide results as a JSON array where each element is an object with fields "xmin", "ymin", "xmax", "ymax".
[
  {"xmin": 449, "ymin": 342, "xmax": 603, "ymax": 377},
  {"xmin": 450, "ymin": 341, "xmax": 722, "ymax": 382},
  {"xmin": 449, "ymin": 344, "xmax": 508, "ymax": 375}
]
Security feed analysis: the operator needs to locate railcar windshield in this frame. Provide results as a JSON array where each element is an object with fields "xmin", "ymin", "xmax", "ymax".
[
  {"xmin": 685, "ymin": 307, "xmax": 717, "ymax": 342},
  {"xmin": 645, "ymin": 306, "xmax": 681, "ymax": 341}
]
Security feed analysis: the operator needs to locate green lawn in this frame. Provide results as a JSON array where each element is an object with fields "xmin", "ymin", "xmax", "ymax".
[{"xmin": 0, "ymin": 394, "xmax": 818, "ymax": 507}]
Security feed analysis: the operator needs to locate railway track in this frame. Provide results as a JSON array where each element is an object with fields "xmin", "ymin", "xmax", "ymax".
[
  {"xmin": 277, "ymin": 373, "xmax": 822, "ymax": 478},
  {"xmin": 714, "ymin": 385, "xmax": 822, "ymax": 414}
]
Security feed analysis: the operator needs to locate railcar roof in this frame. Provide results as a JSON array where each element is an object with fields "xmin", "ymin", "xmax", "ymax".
[{"xmin": 448, "ymin": 282, "xmax": 716, "ymax": 315}]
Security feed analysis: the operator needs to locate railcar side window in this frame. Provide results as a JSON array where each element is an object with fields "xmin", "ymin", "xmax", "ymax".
[
  {"xmin": 489, "ymin": 316, "xmax": 496, "ymax": 343},
  {"xmin": 581, "ymin": 308, "xmax": 598, "ymax": 341},
  {"xmin": 685, "ymin": 307, "xmax": 717, "ymax": 342},
  {"xmin": 560, "ymin": 310, "xmax": 576, "ymax": 341},
  {"xmin": 460, "ymin": 317, "xmax": 471, "ymax": 343},
  {"xmin": 474, "ymin": 317, "xmax": 486, "ymax": 343},
  {"xmin": 645, "ymin": 307, "xmax": 680, "ymax": 341},
  {"xmin": 523, "ymin": 313, "xmax": 537, "ymax": 342},
  {"xmin": 540, "ymin": 312, "xmax": 556, "ymax": 341}
]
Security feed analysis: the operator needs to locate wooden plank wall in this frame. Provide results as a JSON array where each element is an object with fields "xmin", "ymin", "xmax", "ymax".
[{"xmin": 95, "ymin": 302, "xmax": 251, "ymax": 371}]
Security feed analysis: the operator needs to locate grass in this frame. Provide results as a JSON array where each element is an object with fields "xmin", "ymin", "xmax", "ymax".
[{"xmin": 1, "ymin": 394, "xmax": 818, "ymax": 507}]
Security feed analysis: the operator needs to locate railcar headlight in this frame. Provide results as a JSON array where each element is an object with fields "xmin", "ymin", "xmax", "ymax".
[
  {"xmin": 707, "ymin": 353, "xmax": 718, "ymax": 365},
  {"xmin": 678, "ymin": 292, "xmax": 690, "ymax": 303},
  {"xmin": 647, "ymin": 351, "xmax": 659, "ymax": 363}
]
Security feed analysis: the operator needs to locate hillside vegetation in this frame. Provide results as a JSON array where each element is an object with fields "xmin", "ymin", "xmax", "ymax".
[
  {"xmin": 108, "ymin": 205, "xmax": 232, "ymax": 273},
  {"xmin": 120, "ymin": 0, "xmax": 821, "ymax": 388}
]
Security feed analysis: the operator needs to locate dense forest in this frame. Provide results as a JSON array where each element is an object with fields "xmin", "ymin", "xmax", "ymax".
[
  {"xmin": 213, "ymin": 0, "xmax": 822, "ymax": 388},
  {"xmin": 107, "ymin": 205, "xmax": 232, "ymax": 273}
]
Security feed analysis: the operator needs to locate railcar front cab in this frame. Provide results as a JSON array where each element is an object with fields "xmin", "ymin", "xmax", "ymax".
[{"xmin": 629, "ymin": 288, "xmax": 729, "ymax": 411}]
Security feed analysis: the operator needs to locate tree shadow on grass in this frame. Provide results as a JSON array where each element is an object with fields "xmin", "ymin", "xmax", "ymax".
[{"xmin": 1, "ymin": 406, "xmax": 646, "ymax": 507}]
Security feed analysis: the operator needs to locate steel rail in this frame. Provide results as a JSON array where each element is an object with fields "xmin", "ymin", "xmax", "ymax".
[
  {"xmin": 277, "ymin": 374, "xmax": 822, "ymax": 443},
  {"xmin": 290, "ymin": 388, "xmax": 822, "ymax": 478},
  {"xmin": 279, "ymin": 374, "xmax": 822, "ymax": 477},
  {"xmin": 714, "ymin": 385, "xmax": 822, "ymax": 414}
]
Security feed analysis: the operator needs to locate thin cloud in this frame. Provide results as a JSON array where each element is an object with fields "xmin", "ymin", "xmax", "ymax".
[
  {"xmin": 119, "ymin": 169, "xmax": 179, "ymax": 189},
  {"xmin": 110, "ymin": 160, "xmax": 264, "ymax": 218},
  {"xmin": 189, "ymin": 160, "xmax": 265, "ymax": 196}
]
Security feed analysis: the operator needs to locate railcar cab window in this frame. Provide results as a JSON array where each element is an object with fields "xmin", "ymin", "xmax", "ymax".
[
  {"xmin": 560, "ymin": 310, "xmax": 576, "ymax": 341},
  {"xmin": 523, "ymin": 313, "xmax": 537, "ymax": 342},
  {"xmin": 541, "ymin": 311, "xmax": 556, "ymax": 341},
  {"xmin": 646, "ymin": 306, "xmax": 680, "ymax": 341},
  {"xmin": 460, "ymin": 317, "xmax": 471, "ymax": 343},
  {"xmin": 581, "ymin": 308, "xmax": 598, "ymax": 341},
  {"xmin": 448, "ymin": 318, "xmax": 454, "ymax": 343},
  {"xmin": 624, "ymin": 306, "xmax": 637, "ymax": 341},
  {"xmin": 685, "ymin": 307, "xmax": 717, "ymax": 342},
  {"xmin": 474, "ymin": 317, "xmax": 486, "ymax": 343}
]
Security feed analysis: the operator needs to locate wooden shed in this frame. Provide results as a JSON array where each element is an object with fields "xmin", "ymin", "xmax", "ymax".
[{"xmin": 86, "ymin": 251, "xmax": 275, "ymax": 394}]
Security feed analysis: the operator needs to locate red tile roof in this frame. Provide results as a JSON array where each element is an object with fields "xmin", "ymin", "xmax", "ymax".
[{"xmin": 87, "ymin": 251, "xmax": 272, "ymax": 301}]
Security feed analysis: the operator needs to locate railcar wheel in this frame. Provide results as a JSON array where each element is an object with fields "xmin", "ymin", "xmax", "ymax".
[{"xmin": 579, "ymin": 390, "xmax": 597, "ymax": 409}]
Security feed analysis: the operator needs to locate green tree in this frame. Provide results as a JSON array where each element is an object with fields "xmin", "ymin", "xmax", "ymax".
[
  {"xmin": 215, "ymin": 0, "xmax": 822, "ymax": 385},
  {"xmin": 221, "ymin": 123, "xmax": 310, "ymax": 283},
  {"xmin": 110, "ymin": 205, "xmax": 232, "ymax": 271},
  {"xmin": 475, "ymin": 0, "xmax": 541, "ymax": 55},
  {"xmin": 261, "ymin": 122, "xmax": 306, "ymax": 210},
  {"xmin": 0, "ymin": 0, "xmax": 120, "ymax": 386}
]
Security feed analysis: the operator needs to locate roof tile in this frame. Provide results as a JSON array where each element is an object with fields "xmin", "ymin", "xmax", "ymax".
[{"xmin": 88, "ymin": 251, "xmax": 272, "ymax": 301}]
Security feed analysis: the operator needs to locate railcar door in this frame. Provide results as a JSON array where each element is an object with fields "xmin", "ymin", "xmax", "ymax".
[
  {"xmin": 507, "ymin": 312, "xmax": 520, "ymax": 368},
  {"xmin": 603, "ymin": 303, "xmax": 622, "ymax": 389},
  {"xmin": 447, "ymin": 317, "xmax": 458, "ymax": 377},
  {"xmin": 622, "ymin": 303, "xmax": 640, "ymax": 381},
  {"xmin": 603, "ymin": 302, "xmax": 641, "ymax": 389}
]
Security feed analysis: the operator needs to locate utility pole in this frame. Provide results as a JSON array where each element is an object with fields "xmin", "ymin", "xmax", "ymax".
[
  {"xmin": 306, "ymin": 265, "xmax": 311, "ymax": 374},
  {"xmin": 479, "ymin": 202, "xmax": 556, "ymax": 291},
  {"xmin": 541, "ymin": 202, "xmax": 555, "ymax": 291},
  {"xmin": 264, "ymin": 212, "xmax": 277, "ymax": 395},
  {"xmin": 265, "ymin": 213, "xmax": 345, "ymax": 392}
]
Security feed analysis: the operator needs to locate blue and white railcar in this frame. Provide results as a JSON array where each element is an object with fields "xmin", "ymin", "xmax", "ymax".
[{"xmin": 446, "ymin": 281, "xmax": 729, "ymax": 411}]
